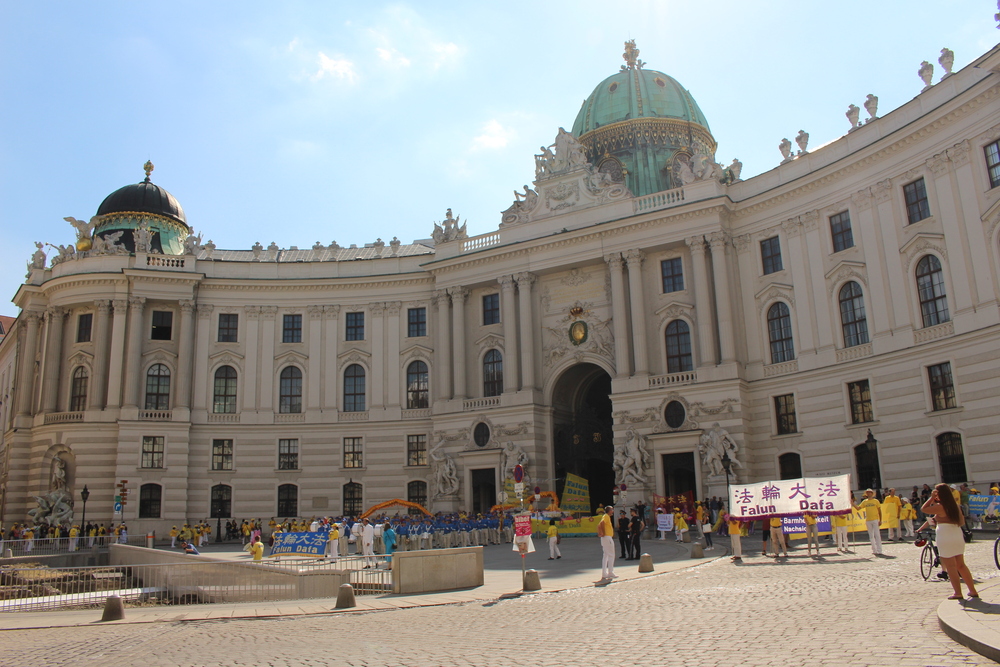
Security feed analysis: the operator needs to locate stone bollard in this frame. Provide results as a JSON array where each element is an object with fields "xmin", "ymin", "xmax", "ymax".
[
  {"xmin": 682, "ymin": 530, "xmax": 691, "ymax": 543},
  {"xmin": 523, "ymin": 569, "xmax": 541, "ymax": 591},
  {"xmin": 100, "ymin": 595, "xmax": 125, "ymax": 622},
  {"xmin": 690, "ymin": 543, "xmax": 705, "ymax": 558},
  {"xmin": 335, "ymin": 583, "xmax": 356, "ymax": 609},
  {"xmin": 2, "ymin": 548, "xmax": 12, "ymax": 559},
  {"xmin": 638, "ymin": 553, "xmax": 654, "ymax": 573}
]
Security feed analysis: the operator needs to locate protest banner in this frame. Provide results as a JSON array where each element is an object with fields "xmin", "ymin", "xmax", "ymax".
[
  {"xmin": 268, "ymin": 531, "xmax": 328, "ymax": 557},
  {"xmin": 729, "ymin": 474, "xmax": 852, "ymax": 519},
  {"xmin": 781, "ymin": 515, "xmax": 832, "ymax": 539},
  {"xmin": 560, "ymin": 473, "xmax": 591, "ymax": 513},
  {"xmin": 656, "ymin": 512, "xmax": 674, "ymax": 533},
  {"xmin": 968, "ymin": 494, "xmax": 1000, "ymax": 519}
]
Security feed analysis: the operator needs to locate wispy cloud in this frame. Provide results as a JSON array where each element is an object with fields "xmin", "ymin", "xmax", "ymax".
[
  {"xmin": 430, "ymin": 41, "xmax": 461, "ymax": 70},
  {"xmin": 375, "ymin": 46, "xmax": 411, "ymax": 68},
  {"xmin": 472, "ymin": 119, "xmax": 515, "ymax": 151},
  {"xmin": 313, "ymin": 52, "xmax": 357, "ymax": 83}
]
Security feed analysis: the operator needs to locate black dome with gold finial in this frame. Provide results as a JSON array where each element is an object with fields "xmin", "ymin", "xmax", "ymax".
[{"xmin": 93, "ymin": 161, "xmax": 190, "ymax": 254}]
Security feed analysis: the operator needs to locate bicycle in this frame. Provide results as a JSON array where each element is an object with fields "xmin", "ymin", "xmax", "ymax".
[
  {"xmin": 994, "ymin": 533, "xmax": 999, "ymax": 570},
  {"xmin": 915, "ymin": 531, "xmax": 947, "ymax": 581}
]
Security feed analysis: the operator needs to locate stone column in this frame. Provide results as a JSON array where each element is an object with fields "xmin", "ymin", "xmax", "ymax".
[
  {"xmin": 323, "ymin": 305, "xmax": 340, "ymax": 410},
  {"xmin": 105, "ymin": 299, "xmax": 128, "ymax": 409},
  {"xmin": 926, "ymin": 153, "xmax": 974, "ymax": 316},
  {"xmin": 605, "ymin": 253, "xmax": 631, "ymax": 378},
  {"xmin": 122, "ymin": 296, "xmax": 146, "ymax": 409},
  {"xmin": 708, "ymin": 232, "xmax": 737, "ymax": 363},
  {"xmin": 192, "ymin": 304, "xmax": 213, "ymax": 412},
  {"xmin": 433, "ymin": 291, "xmax": 451, "ymax": 401},
  {"xmin": 448, "ymin": 286, "xmax": 468, "ymax": 399},
  {"xmin": 371, "ymin": 303, "xmax": 385, "ymax": 409},
  {"xmin": 307, "ymin": 306, "xmax": 323, "ymax": 412},
  {"xmin": 15, "ymin": 311, "xmax": 42, "ymax": 416},
  {"xmin": 515, "ymin": 272, "xmax": 536, "ymax": 390},
  {"xmin": 41, "ymin": 306, "xmax": 65, "ymax": 413},
  {"xmin": 499, "ymin": 275, "xmax": 520, "ymax": 392},
  {"xmin": 242, "ymin": 306, "xmax": 260, "ymax": 411},
  {"xmin": 733, "ymin": 235, "xmax": 760, "ymax": 364},
  {"xmin": 88, "ymin": 300, "xmax": 111, "ymax": 410},
  {"xmin": 949, "ymin": 142, "xmax": 997, "ymax": 313},
  {"xmin": 624, "ymin": 250, "xmax": 649, "ymax": 375},
  {"xmin": 259, "ymin": 306, "xmax": 276, "ymax": 411},
  {"xmin": 685, "ymin": 236, "xmax": 717, "ymax": 367},
  {"xmin": 386, "ymin": 302, "xmax": 401, "ymax": 408},
  {"xmin": 174, "ymin": 300, "xmax": 196, "ymax": 409}
]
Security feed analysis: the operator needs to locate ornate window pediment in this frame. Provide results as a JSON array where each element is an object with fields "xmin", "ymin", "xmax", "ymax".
[
  {"xmin": 755, "ymin": 282, "xmax": 795, "ymax": 316},
  {"xmin": 274, "ymin": 349, "xmax": 309, "ymax": 365},
  {"xmin": 654, "ymin": 301, "xmax": 695, "ymax": 326},
  {"xmin": 824, "ymin": 260, "xmax": 869, "ymax": 298},
  {"xmin": 900, "ymin": 232, "xmax": 947, "ymax": 272}
]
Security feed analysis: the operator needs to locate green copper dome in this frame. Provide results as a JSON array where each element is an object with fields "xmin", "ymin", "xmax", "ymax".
[
  {"xmin": 572, "ymin": 68, "xmax": 710, "ymax": 136},
  {"xmin": 570, "ymin": 41, "xmax": 717, "ymax": 197}
]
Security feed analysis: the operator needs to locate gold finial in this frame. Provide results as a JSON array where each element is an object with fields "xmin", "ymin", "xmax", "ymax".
[
  {"xmin": 623, "ymin": 40, "xmax": 639, "ymax": 69},
  {"xmin": 143, "ymin": 160, "xmax": 154, "ymax": 182}
]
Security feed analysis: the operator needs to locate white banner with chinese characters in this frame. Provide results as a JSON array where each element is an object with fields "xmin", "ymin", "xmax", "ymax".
[{"xmin": 728, "ymin": 474, "xmax": 853, "ymax": 519}]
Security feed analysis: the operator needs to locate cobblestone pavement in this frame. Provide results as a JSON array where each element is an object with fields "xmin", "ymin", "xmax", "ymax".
[{"xmin": 2, "ymin": 537, "xmax": 999, "ymax": 667}]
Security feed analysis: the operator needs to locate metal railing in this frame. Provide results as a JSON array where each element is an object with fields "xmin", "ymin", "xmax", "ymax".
[
  {"xmin": 1, "ymin": 535, "xmax": 148, "ymax": 557},
  {"xmin": 0, "ymin": 554, "xmax": 392, "ymax": 612}
]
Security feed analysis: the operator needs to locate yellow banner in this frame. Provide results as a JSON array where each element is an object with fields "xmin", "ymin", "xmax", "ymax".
[
  {"xmin": 531, "ymin": 515, "xmax": 604, "ymax": 535},
  {"xmin": 560, "ymin": 473, "xmax": 591, "ymax": 514}
]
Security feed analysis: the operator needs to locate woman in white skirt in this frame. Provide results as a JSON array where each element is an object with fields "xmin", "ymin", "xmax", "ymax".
[{"xmin": 921, "ymin": 483, "xmax": 979, "ymax": 600}]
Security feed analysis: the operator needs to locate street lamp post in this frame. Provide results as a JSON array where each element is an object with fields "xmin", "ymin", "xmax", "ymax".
[
  {"xmin": 80, "ymin": 485, "xmax": 90, "ymax": 529},
  {"xmin": 864, "ymin": 429, "xmax": 878, "ymax": 490},
  {"xmin": 721, "ymin": 452, "xmax": 732, "ymax": 512}
]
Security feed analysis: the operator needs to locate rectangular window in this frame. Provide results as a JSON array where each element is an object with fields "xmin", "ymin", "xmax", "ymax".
[
  {"xmin": 407, "ymin": 307, "xmax": 427, "ymax": 337},
  {"xmin": 212, "ymin": 439, "xmax": 234, "ymax": 471},
  {"xmin": 903, "ymin": 178, "xmax": 931, "ymax": 224},
  {"xmin": 847, "ymin": 380, "xmax": 873, "ymax": 424},
  {"xmin": 482, "ymin": 293, "xmax": 500, "ymax": 325},
  {"xmin": 282, "ymin": 314, "xmax": 302, "ymax": 343},
  {"xmin": 343, "ymin": 437, "xmax": 364, "ymax": 468},
  {"xmin": 760, "ymin": 237, "xmax": 783, "ymax": 275},
  {"xmin": 407, "ymin": 434, "xmax": 428, "ymax": 467},
  {"xmin": 218, "ymin": 313, "xmax": 239, "ymax": 342},
  {"xmin": 151, "ymin": 311, "xmax": 173, "ymax": 340},
  {"xmin": 830, "ymin": 211, "xmax": 854, "ymax": 252},
  {"xmin": 774, "ymin": 394, "xmax": 797, "ymax": 435},
  {"xmin": 985, "ymin": 140, "xmax": 1000, "ymax": 189},
  {"xmin": 278, "ymin": 438, "xmax": 299, "ymax": 470},
  {"xmin": 141, "ymin": 436, "xmax": 164, "ymax": 469},
  {"xmin": 345, "ymin": 312, "xmax": 364, "ymax": 341},
  {"xmin": 660, "ymin": 258, "xmax": 685, "ymax": 293},
  {"xmin": 928, "ymin": 362, "xmax": 957, "ymax": 411},
  {"xmin": 76, "ymin": 313, "xmax": 93, "ymax": 343}
]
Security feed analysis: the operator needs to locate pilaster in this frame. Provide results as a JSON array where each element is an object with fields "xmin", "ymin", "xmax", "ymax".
[
  {"xmin": 499, "ymin": 275, "xmax": 520, "ymax": 391},
  {"xmin": 624, "ymin": 249, "xmax": 649, "ymax": 375}
]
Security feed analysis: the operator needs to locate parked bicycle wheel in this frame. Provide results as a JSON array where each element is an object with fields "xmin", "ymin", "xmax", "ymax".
[
  {"xmin": 920, "ymin": 543, "xmax": 935, "ymax": 580},
  {"xmin": 993, "ymin": 535, "xmax": 999, "ymax": 571}
]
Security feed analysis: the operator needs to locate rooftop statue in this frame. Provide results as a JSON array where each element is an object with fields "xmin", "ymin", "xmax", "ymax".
[
  {"xmin": 778, "ymin": 138, "xmax": 793, "ymax": 163},
  {"xmin": 846, "ymin": 103, "xmax": 861, "ymax": 130},
  {"xmin": 725, "ymin": 158, "xmax": 743, "ymax": 183},
  {"xmin": 29, "ymin": 241, "xmax": 46, "ymax": 270},
  {"xmin": 919, "ymin": 60, "xmax": 934, "ymax": 91},
  {"xmin": 50, "ymin": 243, "xmax": 76, "ymax": 266},
  {"xmin": 134, "ymin": 222, "xmax": 152, "ymax": 253},
  {"xmin": 864, "ymin": 94, "xmax": 879, "ymax": 122},
  {"xmin": 183, "ymin": 230, "xmax": 204, "ymax": 255},
  {"xmin": 431, "ymin": 208, "xmax": 467, "ymax": 244},
  {"xmin": 939, "ymin": 47, "xmax": 954, "ymax": 77},
  {"xmin": 795, "ymin": 130, "xmax": 809, "ymax": 155}
]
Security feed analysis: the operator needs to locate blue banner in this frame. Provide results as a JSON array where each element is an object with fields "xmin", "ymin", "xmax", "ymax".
[
  {"xmin": 269, "ymin": 531, "xmax": 329, "ymax": 557},
  {"xmin": 968, "ymin": 495, "xmax": 1000, "ymax": 518},
  {"xmin": 781, "ymin": 515, "xmax": 831, "ymax": 534}
]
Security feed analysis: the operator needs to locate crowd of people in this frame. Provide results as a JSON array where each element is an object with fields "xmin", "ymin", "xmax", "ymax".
[{"xmin": 1, "ymin": 521, "xmax": 131, "ymax": 552}]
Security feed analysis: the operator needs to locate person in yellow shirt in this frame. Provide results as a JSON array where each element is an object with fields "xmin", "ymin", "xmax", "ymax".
[
  {"xmin": 327, "ymin": 523, "xmax": 340, "ymax": 560},
  {"xmin": 169, "ymin": 526, "xmax": 179, "ymax": 548},
  {"xmin": 547, "ymin": 519, "xmax": 562, "ymax": 560},
  {"xmin": 596, "ymin": 506, "xmax": 616, "ymax": 580},
  {"xmin": 856, "ymin": 489, "xmax": 883, "ymax": 555},
  {"xmin": 768, "ymin": 516, "xmax": 787, "ymax": 557},
  {"xmin": 249, "ymin": 536, "xmax": 264, "ymax": 561},
  {"xmin": 803, "ymin": 512, "xmax": 819, "ymax": 557},
  {"xmin": 883, "ymin": 488, "xmax": 903, "ymax": 542},
  {"xmin": 900, "ymin": 499, "xmax": 916, "ymax": 538},
  {"xmin": 832, "ymin": 512, "xmax": 850, "ymax": 552},
  {"xmin": 68, "ymin": 525, "xmax": 79, "ymax": 552},
  {"xmin": 727, "ymin": 514, "xmax": 743, "ymax": 561},
  {"xmin": 673, "ymin": 510, "xmax": 688, "ymax": 542}
]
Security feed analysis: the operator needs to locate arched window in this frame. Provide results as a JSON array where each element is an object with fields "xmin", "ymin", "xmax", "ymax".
[
  {"xmin": 343, "ymin": 364, "xmax": 366, "ymax": 412},
  {"xmin": 916, "ymin": 255, "xmax": 950, "ymax": 327},
  {"xmin": 406, "ymin": 360, "xmax": 429, "ymax": 409},
  {"xmin": 778, "ymin": 453, "xmax": 802, "ymax": 480},
  {"xmin": 70, "ymin": 367, "xmax": 89, "ymax": 412},
  {"xmin": 279, "ymin": 366, "xmax": 302, "ymax": 414},
  {"xmin": 213, "ymin": 366, "xmax": 238, "ymax": 414},
  {"xmin": 138, "ymin": 483, "xmax": 162, "ymax": 518},
  {"xmin": 936, "ymin": 432, "xmax": 968, "ymax": 484},
  {"xmin": 767, "ymin": 303, "xmax": 795, "ymax": 364},
  {"xmin": 407, "ymin": 481, "xmax": 428, "ymax": 512},
  {"xmin": 664, "ymin": 320, "xmax": 693, "ymax": 373},
  {"xmin": 277, "ymin": 484, "xmax": 298, "ymax": 517},
  {"xmin": 211, "ymin": 484, "xmax": 232, "ymax": 518},
  {"xmin": 838, "ymin": 281, "xmax": 869, "ymax": 347},
  {"xmin": 854, "ymin": 442, "xmax": 882, "ymax": 491},
  {"xmin": 144, "ymin": 364, "xmax": 171, "ymax": 410},
  {"xmin": 483, "ymin": 349, "xmax": 503, "ymax": 397},
  {"xmin": 343, "ymin": 482, "xmax": 363, "ymax": 517}
]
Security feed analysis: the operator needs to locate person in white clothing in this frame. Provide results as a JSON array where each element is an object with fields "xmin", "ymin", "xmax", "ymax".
[
  {"xmin": 361, "ymin": 518, "xmax": 376, "ymax": 568},
  {"xmin": 597, "ymin": 506, "xmax": 617, "ymax": 580}
]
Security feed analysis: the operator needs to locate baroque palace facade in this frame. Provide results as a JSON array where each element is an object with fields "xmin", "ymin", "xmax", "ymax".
[{"xmin": 3, "ymin": 40, "xmax": 1000, "ymax": 534}]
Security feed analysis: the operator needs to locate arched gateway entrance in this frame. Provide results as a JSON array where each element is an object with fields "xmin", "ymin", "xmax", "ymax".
[{"xmin": 551, "ymin": 364, "xmax": 615, "ymax": 514}]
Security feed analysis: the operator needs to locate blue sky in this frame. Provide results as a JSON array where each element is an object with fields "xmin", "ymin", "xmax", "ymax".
[{"xmin": 1, "ymin": 1, "xmax": 996, "ymax": 316}]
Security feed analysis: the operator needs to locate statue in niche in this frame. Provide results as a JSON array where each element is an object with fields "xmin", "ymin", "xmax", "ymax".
[
  {"xmin": 134, "ymin": 222, "xmax": 152, "ymax": 253},
  {"xmin": 864, "ymin": 94, "xmax": 879, "ymax": 121},
  {"xmin": 846, "ymin": 104, "xmax": 860, "ymax": 130},
  {"xmin": 676, "ymin": 156, "xmax": 697, "ymax": 185},
  {"xmin": 698, "ymin": 423, "xmax": 744, "ymax": 479},
  {"xmin": 28, "ymin": 454, "xmax": 74, "ymax": 526},
  {"xmin": 51, "ymin": 455, "xmax": 68, "ymax": 491},
  {"xmin": 778, "ymin": 138, "xmax": 793, "ymax": 162},
  {"xmin": 938, "ymin": 48, "xmax": 954, "ymax": 76},
  {"xmin": 430, "ymin": 437, "xmax": 460, "ymax": 497}
]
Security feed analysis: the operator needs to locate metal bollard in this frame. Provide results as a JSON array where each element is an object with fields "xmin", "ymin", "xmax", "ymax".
[
  {"xmin": 638, "ymin": 553, "xmax": 654, "ymax": 572},
  {"xmin": 2, "ymin": 548, "xmax": 12, "ymax": 559},
  {"xmin": 100, "ymin": 595, "xmax": 125, "ymax": 622},
  {"xmin": 522, "ymin": 569, "xmax": 541, "ymax": 591},
  {"xmin": 146, "ymin": 532, "xmax": 155, "ymax": 549},
  {"xmin": 335, "ymin": 583, "xmax": 356, "ymax": 609}
]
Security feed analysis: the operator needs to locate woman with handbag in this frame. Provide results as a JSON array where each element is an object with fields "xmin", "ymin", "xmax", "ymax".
[{"xmin": 547, "ymin": 519, "xmax": 562, "ymax": 560}]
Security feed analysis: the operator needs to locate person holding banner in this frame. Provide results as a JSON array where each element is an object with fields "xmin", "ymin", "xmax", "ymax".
[
  {"xmin": 856, "ymin": 489, "xmax": 883, "ymax": 555},
  {"xmin": 597, "ymin": 506, "xmax": 617, "ymax": 580},
  {"xmin": 803, "ymin": 511, "xmax": 819, "ymax": 557},
  {"xmin": 922, "ymin": 483, "xmax": 979, "ymax": 600},
  {"xmin": 768, "ymin": 517, "xmax": 787, "ymax": 558},
  {"xmin": 832, "ymin": 512, "xmax": 850, "ymax": 552}
]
